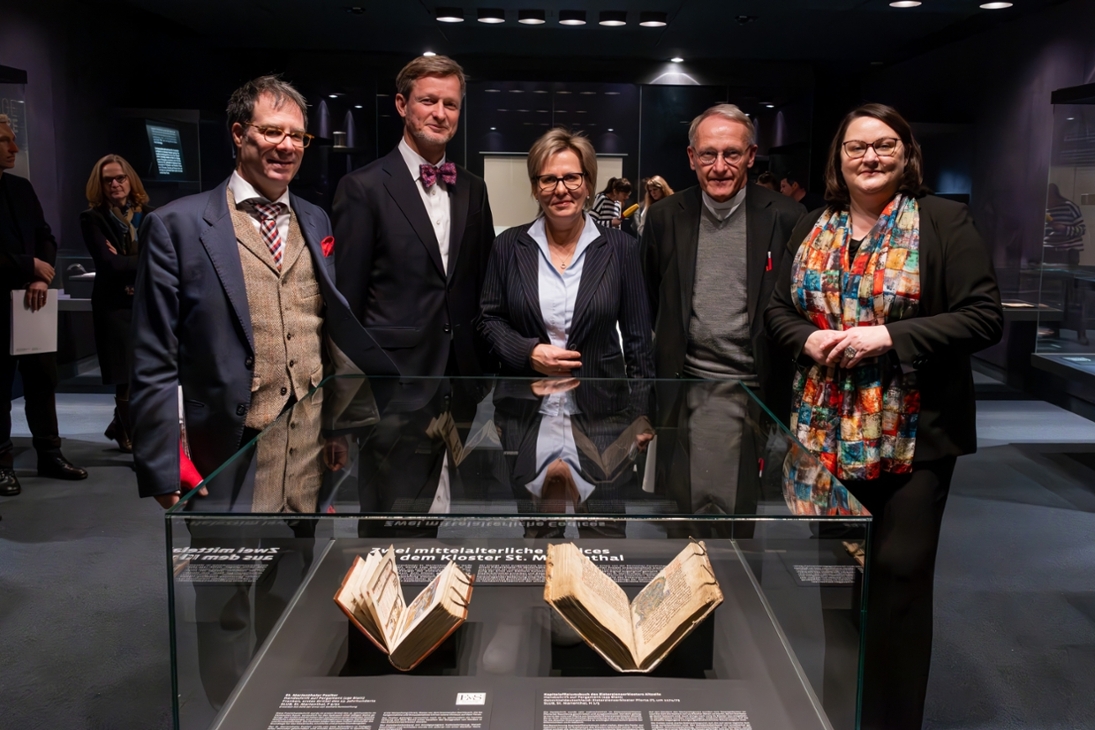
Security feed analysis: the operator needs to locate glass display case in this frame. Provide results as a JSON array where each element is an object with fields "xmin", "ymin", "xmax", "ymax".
[
  {"xmin": 166, "ymin": 376, "xmax": 870, "ymax": 730},
  {"xmin": 1034, "ymin": 83, "xmax": 1095, "ymax": 382}
]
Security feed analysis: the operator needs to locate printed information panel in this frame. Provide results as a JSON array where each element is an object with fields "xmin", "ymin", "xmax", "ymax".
[{"xmin": 536, "ymin": 688, "xmax": 754, "ymax": 730}]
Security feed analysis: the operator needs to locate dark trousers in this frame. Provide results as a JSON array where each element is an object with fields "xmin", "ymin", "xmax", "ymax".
[
  {"xmin": 848, "ymin": 456, "xmax": 956, "ymax": 730},
  {"xmin": 0, "ymin": 350, "xmax": 61, "ymax": 464}
]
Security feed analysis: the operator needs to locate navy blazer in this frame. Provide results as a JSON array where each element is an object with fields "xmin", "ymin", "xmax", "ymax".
[
  {"xmin": 130, "ymin": 177, "xmax": 397, "ymax": 499},
  {"xmin": 478, "ymin": 221, "xmax": 654, "ymax": 379},
  {"xmin": 333, "ymin": 146, "xmax": 496, "ymax": 377}
]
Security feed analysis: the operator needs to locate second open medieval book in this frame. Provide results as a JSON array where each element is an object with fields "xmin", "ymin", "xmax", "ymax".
[
  {"xmin": 334, "ymin": 546, "xmax": 474, "ymax": 671},
  {"xmin": 544, "ymin": 541, "xmax": 723, "ymax": 673}
]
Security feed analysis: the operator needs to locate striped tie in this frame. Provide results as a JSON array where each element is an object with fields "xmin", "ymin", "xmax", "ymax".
[{"xmin": 252, "ymin": 201, "xmax": 286, "ymax": 270}]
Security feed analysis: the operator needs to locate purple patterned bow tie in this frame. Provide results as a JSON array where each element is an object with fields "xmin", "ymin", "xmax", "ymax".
[{"xmin": 419, "ymin": 162, "xmax": 457, "ymax": 188}]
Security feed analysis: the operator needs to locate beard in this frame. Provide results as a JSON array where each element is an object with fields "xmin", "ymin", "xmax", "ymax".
[{"xmin": 410, "ymin": 123, "xmax": 456, "ymax": 148}]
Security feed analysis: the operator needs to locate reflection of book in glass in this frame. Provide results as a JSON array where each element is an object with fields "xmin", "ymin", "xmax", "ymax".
[
  {"xmin": 543, "ymin": 541, "xmax": 723, "ymax": 673},
  {"xmin": 334, "ymin": 546, "xmax": 473, "ymax": 671}
]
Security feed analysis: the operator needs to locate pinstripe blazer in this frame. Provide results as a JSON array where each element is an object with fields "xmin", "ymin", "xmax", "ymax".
[{"xmin": 478, "ymin": 221, "xmax": 654, "ymax": 379}]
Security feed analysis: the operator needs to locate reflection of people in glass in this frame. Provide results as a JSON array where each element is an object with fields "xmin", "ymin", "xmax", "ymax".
[
  {"xmin": 80, "ymin": 154, "xmax": 152, "ymax": 453},
  {"xmin": 495, "ymin": 378, "xmax": 653, "ymax": 538},
  {"xmin": 479, "ymin": 128, "xmax": 653, "ymax": 379},
  {"xmin": 766, "ymin": 104, "xmax": 1002, "ymax": 730},
  {"xmin": 1044, "ymin": 183, "xmax": 1086, "ymax": 265}
]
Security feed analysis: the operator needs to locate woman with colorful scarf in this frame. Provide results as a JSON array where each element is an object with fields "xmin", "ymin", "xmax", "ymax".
[
  {"xmin": 80, "ymin": 154, "xmax": 153, "ymax": 453},
  {"xmin": 766, "ymin": 104, "xmax": 1002, "ymax": 730}
]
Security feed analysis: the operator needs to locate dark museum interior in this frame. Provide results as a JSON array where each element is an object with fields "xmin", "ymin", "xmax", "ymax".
[{"xmin": 1, "ymin": 0, "xmax": 1095, "ymax": 728}]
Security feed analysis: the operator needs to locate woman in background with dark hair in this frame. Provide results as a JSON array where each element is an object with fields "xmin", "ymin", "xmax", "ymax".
[
  {"xmin": 766, "ymin": 103, "xmax": 1002, "ymax": 730},
  {"xmin": 590, "ymin": 177, "xmax": 632, "ymax": 229},
  {"xmin": 80, "ymin": 154, "xmax": 152, "ymax": 452}
]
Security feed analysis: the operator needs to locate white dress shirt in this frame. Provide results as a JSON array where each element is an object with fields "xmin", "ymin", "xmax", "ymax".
[
  {"xmin": 529, "ymin": 214, "xmax": 601, "ymax": 350},
  {"xmin": 398, "ymin": 137, "xmax": 452, "ymax": 274},
  {"xmin": 228, "ymin": 170, "xmax": 291, "ymax": 244},
  {"xmin": 701, "ymin": 185, "xmax": 747, "ymax": 222}
]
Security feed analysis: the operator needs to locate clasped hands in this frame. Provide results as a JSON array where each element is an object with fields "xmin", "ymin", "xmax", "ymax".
[
  {"xmin": 531, "ymin": 343, "xmax": 582, "ymax": 376},
  {"xmin": 803, "ymin": 325, "xmax": 893, "ymax": 369}
]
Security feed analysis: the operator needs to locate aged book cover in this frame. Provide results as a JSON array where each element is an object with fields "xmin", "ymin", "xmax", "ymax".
[
  {"xmin": 334, "ymin": 546, "xmax": 473, "ymax": 671},
  {"xmin": 544, "ymin": 541, "xmax": 723, "ymax": 673}
]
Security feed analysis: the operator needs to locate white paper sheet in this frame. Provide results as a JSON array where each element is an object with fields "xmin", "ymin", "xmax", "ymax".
[{"xmin": 10, "ymin": 289, "xmax": 57, "ymax": 355}]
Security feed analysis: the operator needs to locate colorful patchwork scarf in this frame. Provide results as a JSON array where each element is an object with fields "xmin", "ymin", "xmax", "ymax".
[{"xmin": 789, "ymin": 194, "xmax": 921, "ymax": 481}]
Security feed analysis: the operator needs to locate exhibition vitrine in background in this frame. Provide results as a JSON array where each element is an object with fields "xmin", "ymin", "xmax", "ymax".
[
  {"xmin": 1034, "ymin": 83, "xmax": 1095, "ymax": 384},
  {"xmin": 166, "ymin": 376, "xmax": 870, "ymax": 730}
]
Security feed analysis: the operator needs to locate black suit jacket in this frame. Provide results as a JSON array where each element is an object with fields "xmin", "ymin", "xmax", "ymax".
[
  {"xmin": 80, "ymin": 206, "xmax": 149, "ymax": 310},
  {"xmin": 640, "ymin": 184, "xmax": 804, "ymax": 412},
  {"xmin": 764, "ymin": 195, "xmax": 1003, "ymax": 461},
  {"xmin": 479, "ymin": 222, "xmax": 654, "ymax": 379},
  {"xmin": 333, "ymin": 146, "xmax": 496, "ymax": 377},
  {"xmin": 0, "ymin": 173, "xmax": 56, "ymax": 289},
  {"xmin": 130, "ymin": 178, "xmax": 396, "ymax": 499}
]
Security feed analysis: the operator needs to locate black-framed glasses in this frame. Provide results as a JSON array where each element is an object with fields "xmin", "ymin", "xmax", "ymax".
[
  {"xmin": 694, "ymin": 149, "xmax": 746, "ymax": 166},
  {"xmin": 244, "ymin": 123, "xmax": 315, "ymax": 148},
  {"xmin": 102, "ymin": 174, "xmax": 128, "ymax": 185},
  {"xmin": 842, "ymin": 137, "xmax": 900, "ymax": 159},
  {"xmin": 535, "ymin": 172, "xmax": 585, "ymax": 192}
]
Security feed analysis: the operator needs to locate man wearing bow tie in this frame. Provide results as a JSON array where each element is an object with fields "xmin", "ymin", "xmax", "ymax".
[
  {"xmin": 130, "ymin": 76, "xmax": 394, "ymax": 509},
  {"xmin": 333, "ymin": 55, "xmax": 497, "ymax": 376}
]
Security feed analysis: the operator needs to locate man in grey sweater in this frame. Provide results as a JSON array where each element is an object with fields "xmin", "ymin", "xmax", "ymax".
[{"xmin": 641, "ymin": 104, "xmax": 803, "ymax": 518}]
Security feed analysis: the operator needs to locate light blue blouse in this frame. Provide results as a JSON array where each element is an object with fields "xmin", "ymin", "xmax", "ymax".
[{"xmin": 529, "ymin": 214, "xmax": 602, "ymax": 351}]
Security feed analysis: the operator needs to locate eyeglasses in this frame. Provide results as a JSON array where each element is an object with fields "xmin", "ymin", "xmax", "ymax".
[
  {"xmin": 102, "ymin": 174, "xmax": 128, "ymax": 186},
  {"xmin": 694, "ymin": 149, "xmax": 746, "ymax": 166},
  {"xmin": 535, "ymin": 172, "xmax": 585, "ymax": 192},
  {"xmin": 842, "ymin": 138, "xmax": 900, "ymax": 159},
  {"xmin": 244, "ymin": 123, "xmax": 315, "ymax": 148}
]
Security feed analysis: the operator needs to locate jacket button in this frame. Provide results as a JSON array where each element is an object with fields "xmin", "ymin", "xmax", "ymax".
[
  {"xmin": 280, "ymin": 387, "xmax": 288, "ymax": 396},
  {"xmin": 245, "ymin": 356, "xmax": 254, "ymax": 369},
  {"xmin": 236, "ymin": 404, "xmax": 247, "ymax": 416},
  {"xmin": 443, "ymin": 324, "xmax": 451, "ymax": 334},
  {"xmin": 289, "ymin": 359, "xmax": 295, "ymax": 368},
  {"xmin": 286, "ymin": 332, "xmax": 293, "ymax": 340}
]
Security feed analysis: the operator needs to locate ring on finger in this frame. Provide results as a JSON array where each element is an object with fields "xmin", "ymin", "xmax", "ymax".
[{"xmin": 844, "ymin": 346, "xmax": 857, "ymax": 358}]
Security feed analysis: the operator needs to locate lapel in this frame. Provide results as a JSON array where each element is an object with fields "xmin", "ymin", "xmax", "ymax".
[
  {"xmin": 515, "ymin": 230, "xmax": 549, "ymax": 341},
  {"xmin": 227, "ymin": 190, "xmax": 280, "ymax": 276},
  {"xmin": 745, "ymin": 184, "xmax": 773, "ymax": 328},
  {"xmin": 381, "ymin": 147, "xmax": 446, "ymax": 278},
  {"xmin": 447, "ymin": 166, "xmax": 470, "ymax": 282},
  {"xmin": 200, "ymin": 181, "xmax": 254, "ymax": 353},
  {"xmin": 571, "ymin": 231, "xmax": 611, "ymax": 342},
  {"xmin": 289, "ymin": 193, "xmax": 326, "ymax": 273},
  {"xmin": 676, "ymin": 187, "xmax": 702, "ymax": 332}
]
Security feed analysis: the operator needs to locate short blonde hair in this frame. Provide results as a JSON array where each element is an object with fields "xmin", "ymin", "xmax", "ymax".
[
  {"xmin": 85, "ymin": 154, "xmax": 149, "ymax": 209},
  {"xmin": 396, "ymin": 55, "xmax": 466, "ymax": 99},
  {"xmin": 688, "ymin": 103, "xmax": 756, "ymax": 147},
  {"xmin": 526, "ymin": 127, "xmax": 598, "ymax": 211}
]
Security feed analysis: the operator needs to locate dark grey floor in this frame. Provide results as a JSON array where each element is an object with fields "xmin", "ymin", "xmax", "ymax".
[{"xmin": 1, "ymin": 394, "xmax": 1094, "ymax": 729}]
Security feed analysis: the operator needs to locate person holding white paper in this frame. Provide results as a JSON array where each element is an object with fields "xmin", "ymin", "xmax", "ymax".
[{"xmin": 0, "ymin": 114, "xmax": 87, "ymax": 496}]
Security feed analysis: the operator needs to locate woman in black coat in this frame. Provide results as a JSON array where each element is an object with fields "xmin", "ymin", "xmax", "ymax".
[
  {"xmin": 765, "ymin": 104, "xmax": 1002, "ymax": 730},
  {"xmin": 80, "ymin": 154, "xmax": 152, "ymax": 452},
  {"xmin": 479, "ymin": 128, "xmax": 653, "ymax": 380}
]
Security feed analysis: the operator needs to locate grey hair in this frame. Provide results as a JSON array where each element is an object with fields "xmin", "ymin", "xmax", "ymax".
[
  {"xmin": 688, "ymin": 103, "xmax": 756, "ymax": 147},
  {"xmin": 226, "ymin": 75, "xmax": 309, "ymax": 133}
]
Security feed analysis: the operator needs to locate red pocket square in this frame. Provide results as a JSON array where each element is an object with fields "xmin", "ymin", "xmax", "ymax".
[{"xmin": 321, "ymin": 236, "xmax": 335, "ymax": 257}]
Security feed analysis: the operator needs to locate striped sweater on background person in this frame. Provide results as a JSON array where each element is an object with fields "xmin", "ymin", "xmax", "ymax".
[{"xmin": 1045, "ymin": 199, "xmax": 1086, "ymax": 250}]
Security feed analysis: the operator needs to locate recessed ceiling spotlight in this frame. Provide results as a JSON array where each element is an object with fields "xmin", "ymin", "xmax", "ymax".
[
  {"xmin": 533, "ymin": 90, "xmax": 549, "ymax": 94},
  {"xmin": 478, "ymin": 8, "xmax": 505, "ymax": 23},
  {"xmin": 608, "ymin": 128, "xmax": 614, "ymax": 131},
  {"xmin": 422, "ymin": 51, "xmax": 437, "ymax": 56},
  {"xmin": 517, "ymin": 109, "xmax": 530, "ymax": 112},
  {"xmin": 329, "ymin": 94, "xmax": 339, "ymax": 98},
  {"xmin": 764, "ymin": 103, "xmax": 775, "ymax": 108},
  {"xmin": 639, "ymin": 11, "xmax": 667, "ymax": 27},
  {"xmin": 889, "ymin": 1, "xmax": 921, "ymax": 7},
  {"xmin": 1066, "ymin": 117, "xmax": 1076, "ymax": 121},
  {"xmin": 497, "ymin": 108, "xmax": 508, "ymax": 112},
  {"xmin": 556, "ymin": 90, "xmax": 572, "ymax": 95},
  {"xmin": 436, "ymin": 7, "xmax": 464, "ymax": 22},
  {"xmin": 604, "ymin": 91, "xmax": 621, "ymax": 95},
  {"xmin": 979, "ymin": 1, "xmax": 1012, "ymax": 7},
  {"xmin": 490, "ymin": 126, "xmax": 496, "ymax": 130},
  {"xmin": 376, "ymin": 93, "xmax": 389, "ymax": 97},
  {"xmin": 354, "ymin": 104, "xmax": 363, "ymax": 109},
  {"xmin": 485, "ymin": 88, "xmax": 501, "ymax": 93},
  {"xmin": 518, "ymin": 9, "xmax": 546, "ymax": 24},
  {"xmin": 509, "ymin": 89, "xmax": 524, "ymax": 93},
  {"xmin": 599, "ymin": 10, "xmax": 627, "ymax": 26},
  {"xmin": 576, "ymin": 110, "xmax": 587, "ymax": 114},
  {"xmin": 580, "ymin": 91, "xmax": 597, "ymax": 95},
  {"xmin": 537, "ymin": 109, "xmax": 549, "ymax": 113},
  {"xmin": 559, "ymin": 10, "xmax": 586, "ymax": 25},
  {"xmin": 670, "ymin": 57, "xmax": 684, "ymax": 63}
]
